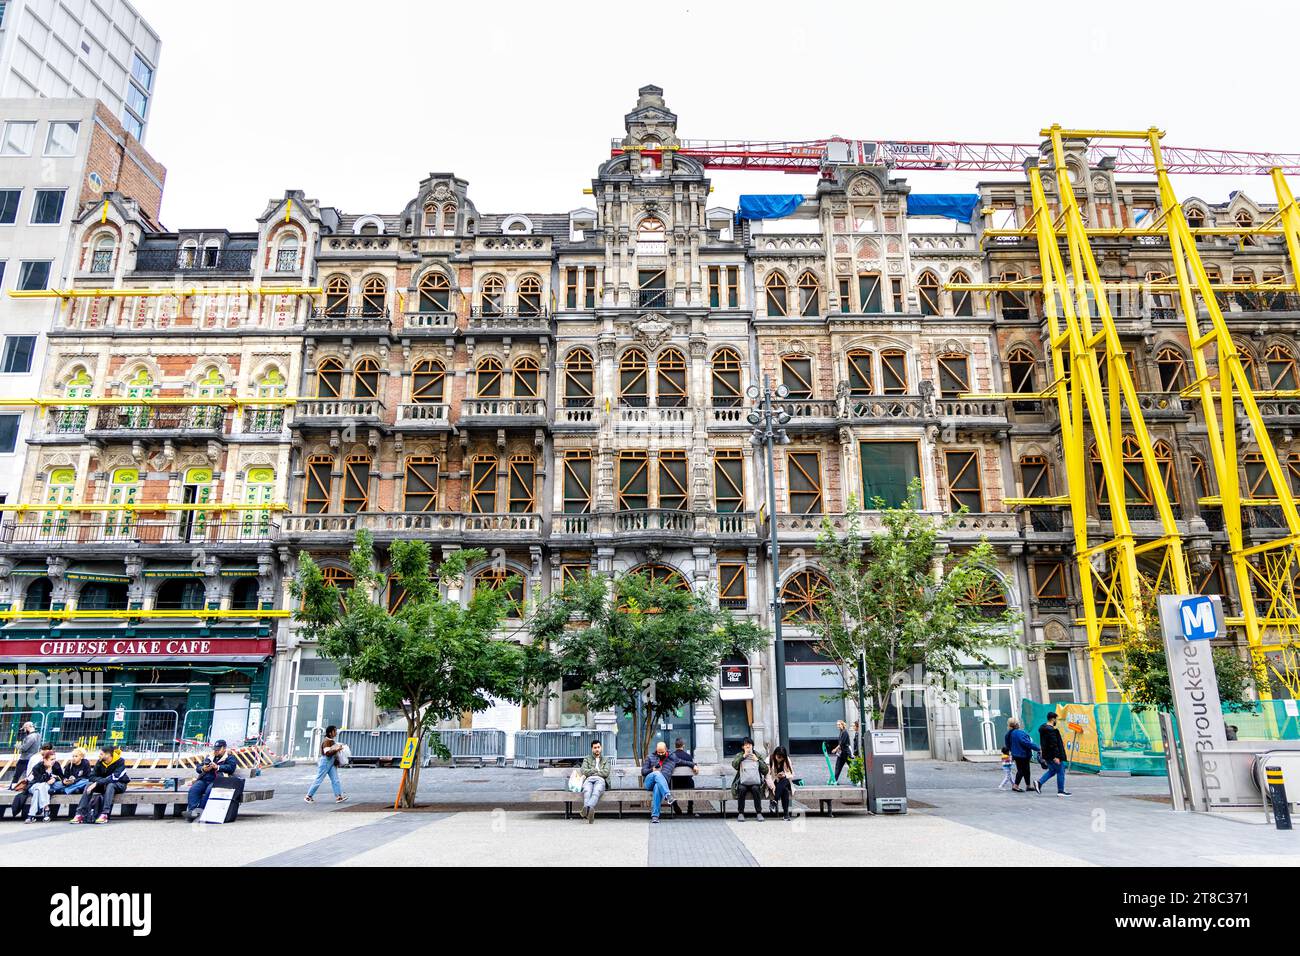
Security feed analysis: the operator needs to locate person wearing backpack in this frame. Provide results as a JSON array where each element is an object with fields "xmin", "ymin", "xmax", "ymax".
[
  {"xmin": 304, "ymin": 725, "xmax": 347, "ymax": 803},
  {"xmin": 731, "ymin": 737, "xmax": 769, "ymax": 821}
]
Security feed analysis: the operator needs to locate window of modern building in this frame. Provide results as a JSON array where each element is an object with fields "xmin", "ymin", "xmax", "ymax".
[
  {"xmin": 1, "ymin": 335, "xmax": 36, "ymax": 373},
  {"xmin": 945, "ymin": 450, "xmax": 983, "ymax": 512},
  {"xmin": 617, "ymin": 452, "xmax": 649, "ymax": 511},
  {"xmin": 43, "ymin": 121, "xmax": 79, "ymax": 157},
  {"xmin": 0, "ymin": 413, "xmax": 19, "ymax": 453},
  {"xmin": 30, "ymin": 189, "xmax": 65, "ymax": 225},
  {"xmin": 0, "ymin": 190, "xmax": 19, "ymax": 224},
  {"xmin": 17, "ymin": 261, "xmax": 50, "ymax": 291},
  {"xmin": 122, "ymin": 113, "xmax": 144, "ymax": 141},
  {"xmin": 132, "ymin": 52, "xmax": 155, "ymax": 91},
  {"xmin": 859, "ymin": 441, "xmax": 920, "ymax": 507},
  {"xmin": 787, "ymin": 452, "xmax": 822, "ymax": 514},
  {"xmin": 1, "ymin": 121, "xmax": 34, "ymax": 156}
]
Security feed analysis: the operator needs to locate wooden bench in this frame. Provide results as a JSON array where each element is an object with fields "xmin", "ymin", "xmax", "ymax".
[
  {"xmin": 529, "ymin": 784, "xmax": 867, "ymax": 819},
  {"xmin": 2, "ymin": 780, "xmax": 275, "ymax": 820}
]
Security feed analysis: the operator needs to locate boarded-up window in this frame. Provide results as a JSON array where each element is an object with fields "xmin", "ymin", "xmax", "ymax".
[
  {"xmin": 513, "ymin": 357, "xmax": 540, "ymax": 398},
  {"xmin": 418, "ymin": 272, "xmax": 450, "ymax": 312},
  {"xmin": 917, "ymin": 272, "xmax": 941, "ymax": 316},
  {"xmin": 950, "ymin": 271, "xmax": 973, "ymax": 317},
  {"xmin": 563, "ymin": 452, "xmax": 592, "ymax": 514},
  {"xmin": 846, "ymin": 349, "xmax": 874, "ymax": 395},
  {"xmin": 798, "ymin": 271, "xmax": 820, "ymax": 317},
  {"xmin": 937, "ymin": 353, "xmax": 970, "ymax": 397},
  {"xmin": 1020, "ymin": 455, "xmax": 1051, "ymax": 498},
  {"xmin": 658, "ymin": 451, "xmax": 688, "ymax": 510},
  {"xmin": 1156, "ymin": 347, "xmax": 1187, "ymax": 392},
  {"xmin": 782, "ymin": 569, "xmax": 828, "ymax": 622},
  {"xmin": 342, "ymin": 455, "xmax": 371, "ymax": 513},
  {"xmin": 565, "ymin": 349, "xmax": 595, "ymax": 408},
  {"xmin": 315, "ymin": 358, "xmax": 343, "ymax": 398},
  {"xmin": 781, "ymin": 356, "xmax": 813, "ymax": 399},
  {"xmin": 945, "ymin": 450, "xmax": 982, "ymax": 511},
  {"xmin": 657, "ymin": 348, "xmax": 687, "ymax": 407},
  {"xmin": 719, "ymin": 562, "xmax": 747, "ymax": 609},
  {"xmin": 881, "ymin": 350, "xmax": 908, "ymax": 394},
  {"xmin": 711, "ymin": 348, "xmax": 742, "ymax": 407},
  {"xmin": 305, "ymin": 455, "xmax": 333, "ymax": 514},
  {"xmin": 352, "ymin": 358, "xmax": 380, "ymax": 399},
  {"xmin": 412, "ymin": 359, "xmax": 445, "ymax": 403},
  {"xmin": 787, "ymin": 452, "xmax": 822, "ymax": 514},
  {"xmin": 620, "ymin": 349, "xmax": 648, "ymax": 407},
  {"xmin": 508, "ymin": 456, "xmax": 536, "ymax": 513},
  {"xmin": 1007, "ymin": 347, "xmax": 1037, "ymax": 393},
  {"xmin": 361, "ymin": 275, "xmax": 386, "ymax": 316},
  {"xmin": 470, "ymin": 457, "xmax": 498, "ymax": 513},
  {"xmin": 766, "ymin": 273, "xmax": 789, "ymax": 316},
  {"xmin": 324, "ymin": 275, "xmax": 349, "ymax": 315},
  {"xmin": 618, "ymin": 452, "xmax": 649, "ymax": 511},
  {"xmin": 858, "ymin": 273, "xmax": 882, "ymax": 313},
  {"xmin": 714, "ymin": 450, "xmax": 744, "ymax": 513},
  {"xmin": 403, "ymin": 456, "xmax": 440, "ymax": 512},
  {"xmin": 476, "ymin": 357, "xmax": 503, "ymax": 398}
]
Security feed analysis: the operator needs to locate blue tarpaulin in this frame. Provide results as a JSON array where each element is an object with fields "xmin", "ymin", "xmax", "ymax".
[
  {"xmin": 736, "ymin": 194, "xmax": 804, "ymax": 222},
  {"xmin": 907, "ymin": 194, "xmax": 980, "ymax": 222}
]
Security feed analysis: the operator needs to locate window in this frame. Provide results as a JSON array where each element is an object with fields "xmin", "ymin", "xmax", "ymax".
[
  {"xmin": 469, "ymin": 457, "xmax": 497, "ymax": 513},
  {"xmin": 122, "ymin": 113, "xmax": 144, "ymax": 141},
  {"xmin": 411, "ymin": 359, "xmax": 445, "ymax": 404},
  {"xmin": 342, "ymin": 455, "xmax": 371, "ymax": 513},
  {"xmin": 0, "ymin": 413, "xmax": 18, "ymax": 453},
  {"xmin": 781, "ymin": 355, "xmax": 813, "ymax": 400},
  {"xmin": 658, "ymin": 451, "xmax": 688, "ymax": 510},
  {"xmin": 0, "ymin": 190, "xmax": 19, "ymax": 224},
  {"xmin": 945, "ymin": 450, "xmax": 983, "ymax": 511},
  {"xmin": 29, "ymin": 190, "xmax": 65, "ymax": 225},
  {"xmin": 1, "ymin": 335, "xmax": 36, "ymax": 374},
  {"xmin": 787, "ymin": 452, "xmax": 822, "ymax": 514},
  {"xmin": 584, "ymin": 267, "xmax": 597, "ymax": 309},
  {"xmin": 998, "ymin": 271, "xmax": 1030, "ymax": 320},
  {"xmin": 1, "ymin": 121, "xmax": 34, "ymax": 156},
  {"xmin": 508, "ymin": 456, "xmax": 536, "ymax": 513},
  {"xmin": 950, "ymin": 271, "xmax": 974, "ymax": 317},
  {"xmin": 1044, "ymin": 651, "xmax": 1074, "ymax": 703},
  {"xmin": 1236, "ymin": 209, "xmax": 1256, "ymax": 247},
  {"xmin": 618, "ymin": 452, "xmax": 649, "ymax": 511},
  {"xmin": 91, "ymin": 236, "xmax": 114, "ymax": 273},
  {"xmin": 403, "ymin": 457, "xmax": 440, "ymax": 512},
  {"xmin": 44, "ymin": 121, "xmax": 79, "ymax": 157},
  {"xmin": 352, "ymin": 358, "xmax": 380, "ymax": 399},
  {"xmin": 361, "ymin": 275, "xmax": 386, "ymax": 316},
  {"xmin": 131, "ymin": 53, "xmax": 155, "ymax": 91},
  {"xmin": 276, "ymin": 237, "xmax": 299, "ymax": 272},
  {"xmin": 891, "ymin": 278, "xmax": 904, "ymax": 312},
  {"xmin": 714, "ymin": 450, "xmax": 744, "ymax": 513},
  {"xmin": 1034, "ymin": 562, "xmax": 1068, "ymax": 605},
  {"xmin": 202, "ymin": 243, "xmax": 219, "ymax": 268},
  {"xmin": 1266, "ymin": 345, "xmax": 1299, "ymax": 391},
  {"xmin": 766, "ymin": 273, "xmax": 789, "ymax": 317},
  {"xmin": 476, "ymin": 357, "xmax": 503, "ymax": 398},
  {"xmin": 1091, "ymin": 436, "xmax": 1153, "ymax": 506},
  {"xmin": 563, "ymin": 452, "xmax": 592, "ymax": 514},
  {"xmin": 512, "ymin": 357, "xmax": 540, "ymax": 398},
  {"xmin": 797, "ymin": 271, "xmax": 820, "ymax": 317},
  {"xmin": 858, "ymin": 273, "xmax": 882, "ymax": 313},
  {"xmin": 657, "ymin": 348, "xmax": 687, "ymax": 408},
  {"xmin": 726, "ymin": 267, "xmax": 739, "ymax": 308},
  {"xmin": 324, "ymin": 275, "xmax": 349, "ymax": 315},
  {"xmin": 880, "ymin": 349, "xmax": 908, "ymax": 394},
  {"xmin": 846, "ymin": 349, "xmax": 874, "ymax": 396},
  {"xmin": 155, "ymin": 579, "xmax": 206, "ymax": 611},
  {"xmin": 17, "ymin": 261, "xmax": 50, "ymax": 291},
  {"xmin": 24, "ymin": 578, "xmax": 52, "ymax": 612},
  {"xmin": 320, "ymin": 567, "xmax": 354, "ymax": 612},
  {"xmin": 565, "ymin": 267, "xmax": 578, "ymax": 309},
  {"xmin": 1235, "ymin": 345, "xmax": 1259, "ymax": 390},
  {"xmin": 1007, "ymin": 347, "xmax": 1037, "ymax": 393},
  {"xmin": 619, "ymin": 349, "xmax": 648, "ymax": 407},
  {"xmin": 127, "ymin": 83, "xmax": 149, "ymax": 119},
  {"xmin": 637, "ymin": 216, "xmax": 666, "ymax": 254},
  {"xmin": 719, "ymin": 564, "xmax": 747, "ymax": 609},
  {"xmin": 917, "ymin": 271, "xmax": 941, "ymax": 316},
  {"xmin": 1020, "ymin": 455, "xmax": 1052, "ymax": 498},
  {"xmin": 314, "ymin": 358, "xmax": 343, "ymax": 398},
  {"xmin": 441, "ymin": 203, "xmax": 456, "ymax": 235},
  {"xmin": 1156, "ymin": 347, "xmax": 1187, "ymax": 392},
  {"xmin": 937, "ymin": 353, "xmax": 970, "ymax": 397},
  {"xmin": 230, "ymin": 578, "xmax": 260, "ymax": 611},
  {"xmin": 418, "ymin": 273, "xmax": 450, "ymax": 312},
  {"xmin": 708, "ymin": 266, "xmax": 721, "ymax": 308},
  {"xmin": 564, "ymin": 349, "xmax": 595, "ymax": 408},
  {"xmin": 630, "ymin": 564, "xmax": 690, "ymax": 591},
  {"xmin": 838, "ymin": 278, "xmax": 851, "ymax": 313},
  {"xmin": 711, "ymin": 347, "xmax": 742, "ymax": 407},
  {"xmin": 476, "ymin": 569, "xmax": 525, "ymax": 618},
  {"xmin": 481, "ymin": 275, "xmax": 505, "ymax": 315},
  {"xmin": 304, "ymin": 456, "xmax": 333, "ymax": 513},
  {"xmin": 860, "ymin": 441, "xmax": 920, "ymax": 507},
  {"xmin": 518, "ymin": 275, "xmax": 543, "ymax": 316},
  {"xmin": 638, "ymin": 268, "xmax": 666, "ymax": 307},
  {"xmin": 782, "ymin": 569, "xmax": 829, "ymax": 623},
  {"xmin": 78, "ymin": 583, "xmax": 128, "ymax": 611}
]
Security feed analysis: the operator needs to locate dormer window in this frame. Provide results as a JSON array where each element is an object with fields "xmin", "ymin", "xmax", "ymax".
[
  {"xmin": 201, "ymin": 241, "xmax": 219, "ymax": 268},
  {"xmin": 90, "ymin": 236, "xmax": 114, "ymax": 273},
  {"xmin": 178, "ymin": 242, "xmax": 197, "ymax": 269},
  {"xmin": 276, "ymin": 235, "xmax": 300, "ymax": 272},
  {"xmin": 506, "ymin": 221, "xmax": 527, "ymax": 233}
]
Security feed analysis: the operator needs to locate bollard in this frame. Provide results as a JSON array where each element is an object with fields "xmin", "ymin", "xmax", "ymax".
[{"xmin": 1266, "ymin": 765, "xmax": 1292, "ymax": 830}]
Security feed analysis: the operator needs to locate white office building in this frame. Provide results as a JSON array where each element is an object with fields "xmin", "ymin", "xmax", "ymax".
[{"xmin": 0, "ymin": 0, "xmax": 159, "ymax": 141}]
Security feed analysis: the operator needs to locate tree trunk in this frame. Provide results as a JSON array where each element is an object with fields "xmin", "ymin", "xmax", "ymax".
[{"xmin": 399, "ymin": 713, "xmax": 421, "ymax": 809}]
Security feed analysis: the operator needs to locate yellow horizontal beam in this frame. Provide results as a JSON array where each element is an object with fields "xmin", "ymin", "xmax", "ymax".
[
  {"xmin": 1043, "ymin": 126, "xmax": 1162, "ymax": 140},
  {"xmin": 948, "ymin": 280, "xmax": 1298, "ymax": 293},
  {"xmin": 984, "ymin": 226, "xmax": 1286, "ymax": 238},
  {"xmin": 0, "ymin": 608, "xmax": 289, "ymax": 621},
  {"xmin": 1003, "ymin": 496, "xmax": 1070, "ymax": 506},
  {"xmin": 8, "ymin": 287, "xmax": 321, "ymax": 299},
  {"xmin": 0, "ymin": 397, "xmax": 297, "ymax": 409},
  {"xmin": 0, "ymin": 502, "xmax": 288, "ymax": 512}
]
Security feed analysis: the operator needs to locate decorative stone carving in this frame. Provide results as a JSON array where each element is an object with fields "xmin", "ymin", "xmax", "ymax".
[{"xmin": 632, "ymin": 314, "xmax": 673, "ymax": 350}]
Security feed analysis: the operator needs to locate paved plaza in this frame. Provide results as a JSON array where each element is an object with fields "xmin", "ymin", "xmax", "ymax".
[{"xmin": 4, "ymin": 758, "xmax": 1299, "ymax": 867}]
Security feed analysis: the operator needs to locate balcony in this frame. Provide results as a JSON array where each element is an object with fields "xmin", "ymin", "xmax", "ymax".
[
  {"xmin": 554, "ymin": 405, "xmax": 598, "ymax": 429},
  {"xmin": 463, "ymin": 513, "xmax": 542, "ymax": 537},
  {"xmin": 549, "ymin": 510, "xmax": 756, "ymax": 541},
  {"xmin": 0, "ymin": 519, "xmax": 277, "ymax": 548},
  {"xmin": 293, "ymin": 399, "xmax": 385, "ymax": 424},
  {"xmin": 83, "ymin": 404, "xmax": 231, "ymax": 438},
  {"xmin": 459, "ymin": 398, "xmax": 547, "ymax": 426},
  {"xmin": 935, "ymin": 397, "xmax": 1009, "ymax": 434},
  {"xmin": 279, "ymin": 511, "xmax": 542, "ymax": 542},
  {"xmin": 1254, "ymin": 398, "xmax": 1300, "ymax": 429},
  {"xmin": 632, "ymin": 289, "xmax": 670, "ymax": 309},
  {"xmin": 307, "ymin": 308, "xmax": 392, "ymax": 336},
  {"xmin": 845, "ymin": 395, "xmax": 933, "ymax": 424},
  {"xmin": 708, "ymin": 405, "xmax": 747, "ymax": 430},
  {"xmin": 946, "ymin": 511, "xmax": 1021, "ymax": 541},
  {"xmin": 614, "ymin": 405, "xmax": 691, "ymax": 430},
  {"xmin": 614, "ymin": 509, "xmax": 696, "ymax": 536},
  {"xmin": 401, "ymin": 310, "xmax": 456, "ymax": 334},
  {"xmin": 241, "ymin": 407, "xmax": 286, "ymax": 434},
  {"xmin": 133, "ymin": 248, "xmax": 255, "ymax": 274},
  {"xmin": 780, "ymin": 399, "xmax": 840, "ymax": 432},
  {"xmin": 1120, "ymin": 393, "xmax": 1189, "ymax": 421},
  {"xmin": 467, "ymin": 307, "xmax": 550, "ymax": 334},
  {"xmin": 394, "ymin": 403, "xmax": 452, "ymax": 430}
]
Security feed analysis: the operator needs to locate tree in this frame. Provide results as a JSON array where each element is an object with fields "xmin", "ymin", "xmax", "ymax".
[
  {"xmin": 293, "ymin": 532, "xmax": 549, "ymax": 807},
  {"xmin": 1113, "ymin": 578, "xmax": 1264, "ymax": 713},
  {"xmin": 529, "ymin": 569, "xmax": 765, "ymax": 763},
  {"xmin": 813, "ymin": 482, "xmax": 1022, "ymax": 726}
]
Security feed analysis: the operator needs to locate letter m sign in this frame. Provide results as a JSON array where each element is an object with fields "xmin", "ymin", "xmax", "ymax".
[{"xmin": 1179, "ymin": 595, "xmax": 1218, "ymax": 641}]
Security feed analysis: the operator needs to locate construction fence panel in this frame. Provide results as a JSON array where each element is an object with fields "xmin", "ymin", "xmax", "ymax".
[
  {"xmin": 1, "ymin": 710, "xmax": 46, "ymax": 752},
  {"xmin": 336, "ymin": 729, "xmax": 410, "ymax": 763},
  {"xmin": 39, "ymin": 709, "xmax": 179, "ymax": 760},
  {"xmin": 430, "ymin": 728, "xmax": 507, "ymax": 766},
  {"xmin": 513, "ymin": 729, "xmax": 615, "ymax": 769}
]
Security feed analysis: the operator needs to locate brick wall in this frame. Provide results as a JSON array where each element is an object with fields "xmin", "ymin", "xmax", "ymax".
[{"xmin": 81, "ymin": 101, "xmax": 167, "ymax": 222}]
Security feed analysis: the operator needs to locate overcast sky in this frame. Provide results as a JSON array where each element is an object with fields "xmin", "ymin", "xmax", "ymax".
[{"xmin": 132, "ymin": 0, "xmax": 1298, "ymax": 229}]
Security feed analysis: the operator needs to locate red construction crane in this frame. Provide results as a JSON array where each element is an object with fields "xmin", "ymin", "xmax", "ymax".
[{"xmin": 611, "ymin": 137, "xmax": 1300, "ymax": 176}]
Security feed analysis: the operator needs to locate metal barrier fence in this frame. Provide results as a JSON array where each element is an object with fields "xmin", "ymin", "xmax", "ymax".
[
  {"xmin": 513, "ymin": 729, "xmax": 616, "ymax": 769},
  {"xmin": 41, "ymin": 709, "xmax": 179, "ymax": 757},
  {"xmin": 1, "ymin": 711, "xmax": 46, "ymax": 751},
  {"xmin": 430, "ymin": 729, "xmax": 508, "ymax": 766},
  {"xmin": 336, "ymin": 729, "xmax": 410, "ymax": 763}
]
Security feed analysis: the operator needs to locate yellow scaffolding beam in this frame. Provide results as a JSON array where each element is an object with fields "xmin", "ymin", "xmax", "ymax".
[
  {"xmin": 0, "ymin": 502, "xmax": 288, "ymax": 512},
  {"xmin": 0, "ymin": 608, "xmax": 289, "ymax": 620},
  {"xmin": 0, "ymin": 397, "xmax": 297, "ymax": 408},
  {"xmin": 7, "ymin": 287, "xmax": 322, "ymax": 299}
]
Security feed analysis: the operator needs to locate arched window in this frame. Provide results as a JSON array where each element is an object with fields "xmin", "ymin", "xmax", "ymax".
[
  {"xmin": 476, "ymin": 357, "xmax": 503, "ymax": 398},
  {"xmin": 155, "ymin": 579, "xmax": 206, "ymax": 611},
  {"xmin": 423, "ymin": 203, "xmax": 438, "ymax": 236},
  {"xmin": 322, "ymin": 566, "xmax": 354, "ymax": 612},
  {"xmin": 657, "ymin": 347, "xmax": 687, "ymax": 408},
  {"xmin": 1019, "ymin": 454, "xmax": 1051, "ymax": 498},
  {"xmin": 797, "ymin": 271, "xmax": 821, "ymax": 317},
  {"xmin": 517, "ymin": 275, "xmax": 543, "ymax": 316},
  {"xmin": 352, "ymin": 357, "xmax": 380, "ymax": 399},
  {"xmin": 104, "ymin": 466, "xmax": 138, "ymax": 537},
  {"xmin": 91, "ymin": 235, "xmax": 115, "ymax": 273},
  {"xmin": 1153, "ymin": 439, "xmax": 1178, "ymax": 504},
  {"xmin": 1155, "ymin": 347, "xmax": 1188, "ymax": 392},
  {"xmin": 241, "ymin": 467, "xmax": 275, "ymax": 540},
  {"xmin": 512, "ymin": 357, "xmax": 540, "ymax": 398},
  {"xmin": 24, "ymin": 577, "xmax": 52, "ymax": 612},
  {"xmin": 360, "ymin": 275, "xmax": 387, "ymax": 316},
  {"xmin": 765, "ymin": 273, "xmax": 789, "ymax": 317},
  {"xmin": 629, "ymin": 564, "xmax": 690, "ymax": 591},
  {"xmin": 475, "ymin": 568, "xmax": 525, "ymax": 618},
  {"xmin": 950, "ymin": 270, "xmax": 974, "ymax": 317},
  {"xmin": 1007, "ymin": 346, "xmax": 1037, "ymax": 394},
  {"xmin": 79, "ymin": 582, "xmax": 128, "ymax": 611},
  {"xmin": 418, "ymin": 272, "xmax": 450, "ymax": 313},
  {"xmin": 469, "ymin": 456, "xmax": 498, "ymax": 513},
  {"xmin": 711, "ymin": 347, "xmax": 742, "ymax": 407},
  {"xmin": 619, "ymin": 349, "xmax": 648, "ymax": 407},
  {"xmin": 781, "ymin": 569, "xmax": 829, "ymax": 623},
  {"xmin": 880, "ymin": 349, "xmax": 909, "ymax": 395},
  {"xmin": 1185, "ymin": 206, "xmax": 1205, "ymax": 229},
  {"xmin": 41, "ymin": 467, "xmax": 76, "ymax": 537},
  {"xmin": 1236, "ymin": 209, "xmax": 1256, "ymax": 246},
  {"xmin": 1236, "ymin": 345, "xmax": 1259, "ymax": 390},
  {"xmin": 480, "ymin": 275, "xmax": 505, "ymax": 316},
  {"xmin": 998, "ymin": 270, "xmax": 1030, "ymax": 320},
  {"xmin": 57, "ymin": 367, "xmax": 93, "ymax": 432},
  {"xmin": 846, "ymin": 349, "xmax": 874, "ymax": 395},
  {"xmin": 441, "ymin": 202, "xmax": 457, "ymax": 236},
  {"xmin": 564, "ymin": 349, "xmax": 594, "ymax": 408},
  {"xmin": 403, "ymin": 456, "xmax": 440, "ymax": 512},
  {"xmin": 637, "ymin": 217, "xmax": 666, "ymax": 254},
  {"xmin": 314, "ymin": 357, "xmax": 343, "ymax": 398},
  {"xmin": 411, "ymin": 359, "xmax": 445, "ymax": 404},
  {"xmin": 275, "ymin": 235, "xmax": 300, "ymax": 272},
  {"xmin": 342, "ymin": 454, "xmax": 371, "ymax": 513},
  {"xmin": 917, "ymin": 271, "xmax": 942, "ymax": 316},
  {"xmin": 324, "ymin": 275, "xmax": 349, "ymax": 316},
  {"xmin": 960, "ymin": 574, "xmax": 1009, "ymax": 619},
  {"xmin": 1091, "ymin": 436, "xmax": 1153, "ymax": 507},
  {"xmin": 1266, "ymin": 344, "xmax": 1298, "ymax": 391},
  {"xmin": 178, "ymin": 241, "xmax": 198, "ymax": 269},
  {"xmin": 230, "ymin": 577, "xmax": 260, "ymax": 611}
]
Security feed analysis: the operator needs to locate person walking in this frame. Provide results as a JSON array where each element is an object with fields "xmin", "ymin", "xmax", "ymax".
[
  {"xmin": 831, "ymin": 719, "xmax": 852, "ymax": 784},
  {"xmin": 1035, "ymin": 712, "xmax": 1071, "ymax": 796},
  {"xmin": 304, "ymin": 725, "xmax": 347, "ymax": 803},
  {"xmin": 577, "ymin": 739, "xmax": 611, "ymax": 823},
  {"xmin": 997, "ymin": 747, "xmax": 1014, "ymax": 791},
  {"xmin": 731, "ymin": 737, "xmax": 768, "ymax": 821},
  {"xmin": 1004, "ymin": 718, "xmax": 1039, "ymax": 792},
  {"xmin": 767, "ymin": 746, "xmax": 796, "ymax": 821}
]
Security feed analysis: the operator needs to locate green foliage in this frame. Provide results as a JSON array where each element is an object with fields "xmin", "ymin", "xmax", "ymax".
[
  {"xmin": 847, "ymin": 753, "xmax": 865, "ymax": 786},
  {"xmin": 529, "ymin": 569, "xmax": 765, "ymax": 763},
  {"xmin": 814, "ymin": 480, "xmax": 1022, "ymax": 726},
  {"xmin": 292, "ymin": 531, "xmax": 550, "ymax": 806}
]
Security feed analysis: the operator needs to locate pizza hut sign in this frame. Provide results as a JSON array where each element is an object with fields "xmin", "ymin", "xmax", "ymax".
[{"xmin": 722, "ymin": 664, "xmax": 750, "ymax": 688}]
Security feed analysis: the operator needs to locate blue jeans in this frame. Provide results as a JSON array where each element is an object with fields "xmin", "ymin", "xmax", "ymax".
[
  {"xmin": 307, "ymin": 756, "xmax": 341, "ymax": 798},
  {"xmin": 51, "ymin": 779, "xmax": 88, "ymax": 795},
  {"xmin": 1038, "ymin": 759, "xmax": 1067, "ymax": 793},
  {"xmin": 644, "ymin": 771, "xmax": 671, "ymax": 818},
  {"xmin": 187, "ymin": 778, "xmax": 215, "ymax": 812}
]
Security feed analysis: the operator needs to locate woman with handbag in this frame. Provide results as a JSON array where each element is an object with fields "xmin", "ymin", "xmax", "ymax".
[
  {"xmin": 766, "ymin": 746, "xmax": 796, "ymax": 822},
  {"xmin": 304, "ymin": 725, "xmax": 347, "ymax": 803}
]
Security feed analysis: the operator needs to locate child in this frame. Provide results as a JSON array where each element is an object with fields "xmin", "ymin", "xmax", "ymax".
[{"xmin": 998, "ymin": 747, "xmax": 1014, "ymax": 790}]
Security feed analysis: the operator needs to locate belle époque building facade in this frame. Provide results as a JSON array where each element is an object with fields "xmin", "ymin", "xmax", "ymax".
[{"xmin": 1, "ymin": 87, "xmax": 1293, "ymax": 760}]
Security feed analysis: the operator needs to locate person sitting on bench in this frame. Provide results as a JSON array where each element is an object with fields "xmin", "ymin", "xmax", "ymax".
[
  {"xmin": 23, "ymin": 750, "xmax": 63, "ymax": 823},
  {"xmin": 70, "ymin": 745, "xmax": 129, "ymax": 825},
  {"xmin": 186, "ymin": 740, "xmax": 238, "ymax": 820},
  {"xmin": 51, "ymin": 748, "xmax": 92, "ymax": 795},
  {"xmin": 640, "ymin": 741, "xmax": 678, "ymax": 823}
]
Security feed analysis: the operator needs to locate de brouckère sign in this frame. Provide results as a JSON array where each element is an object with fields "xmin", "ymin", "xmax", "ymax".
[
  {"xmin": 0, "ymin": 638, "xmax": 274, "ymax": 664},
  {"xmin": 1157, "ymin": 594, "xmax": 1238, "ymax": 810}
]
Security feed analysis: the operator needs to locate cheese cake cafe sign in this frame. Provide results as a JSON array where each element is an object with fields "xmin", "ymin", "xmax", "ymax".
[{"xmin": 0, "ymin": 638, "xmax": 273, "ymax": 664}]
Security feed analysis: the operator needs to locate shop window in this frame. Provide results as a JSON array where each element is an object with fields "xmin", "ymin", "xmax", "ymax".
[
  {"xmin": 563, "ymin": 452, "xmax": 592, "ymax": 514},
  {"xmin": 711, "ymin": 347, "xmax": 742, "ymax": 407},
  {"xmin": 787, "ymin": 452, "xmax": 823, "ymax": 514},
  {"xmin": 714, "ymin": 450, "xmax": 745, "ymax": 513},
  {"xmin": 860, "ymin": 441, "xmax": 920, "ymax": 507},
  {"xmin": 945, "ymin": 450, "xmax": 983, "ymax": 512}
]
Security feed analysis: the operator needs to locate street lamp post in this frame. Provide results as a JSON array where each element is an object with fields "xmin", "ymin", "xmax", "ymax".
[{"xmin": 748, "ymin": 374, "xmax": 792, "ymax": 752}]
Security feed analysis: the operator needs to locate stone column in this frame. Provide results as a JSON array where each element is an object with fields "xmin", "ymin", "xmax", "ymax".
[{"xmin": 692, "ymin": 700, "xmax": 719, "ymax": 764}]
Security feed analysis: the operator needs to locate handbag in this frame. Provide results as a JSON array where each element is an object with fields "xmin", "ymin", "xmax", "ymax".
[
  {"xmin": 336, "ymin": 744, "xmax": 351, "ymax": 768},
  {"xmin": 566, "ymin": 769, "xmax": 584, "ymax": 793}
]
